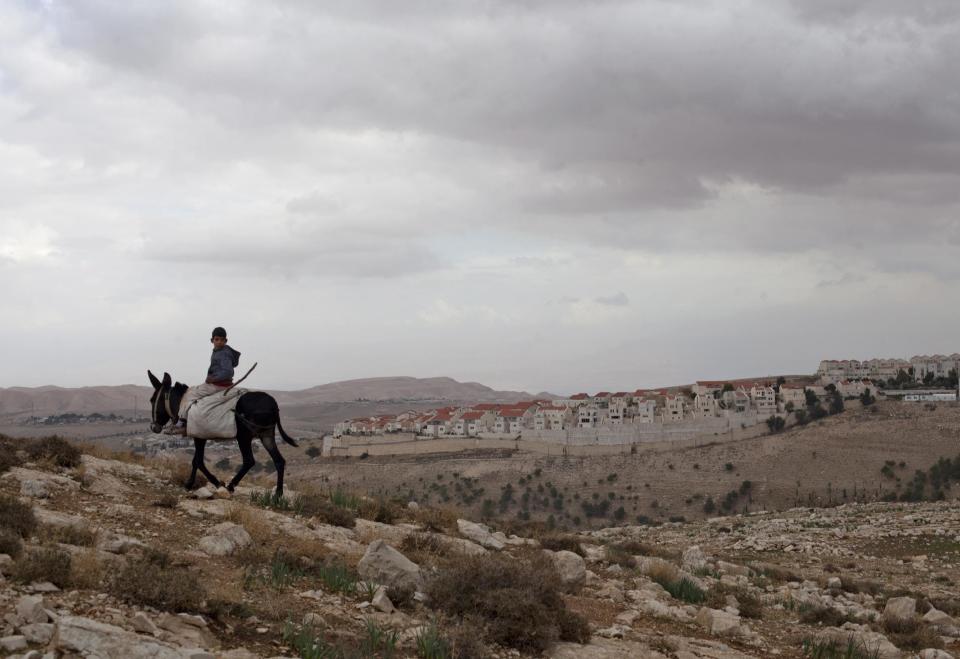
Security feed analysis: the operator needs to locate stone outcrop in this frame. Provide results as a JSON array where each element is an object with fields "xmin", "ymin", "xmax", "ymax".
[
  {"xmin": 357, "ymin": 540, "xmax": 422, "ymax": 591},
  {"xmin": 198, "ymin": 522, "xmax": 252, "ymax": 556},
  {"xmin": 456, "ymin": 519, "xmax": 505, "ymax": 550},
  {"xmin": 53, "ymin": 616, "xmax": 197, "ymax": 658},
  {"xmin": 547, "ymin": 549, "xmax": 586, "ymax": 591}
]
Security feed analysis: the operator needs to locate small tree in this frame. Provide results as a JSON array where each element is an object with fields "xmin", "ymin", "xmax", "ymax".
[
  {"xmin": 828, "ymin": 392, "xmax": 844, "ymax": 415},
  {"xmin": 785, "ymin": 401, "xmax": 795, "ymax": 413},
  {"xmin": 794, "ymin": 408, "xmax": 808, "ymax": 425},
  {"xmin": 765, "ymin": 415, "xmax": 786, "ymax": 433},
  {"xmin": 804, "ymin": 389, "xmax": 818, "ymax": 407},
  {"xmin": 859, "ymin": 388, "xmax": 875, "ymax": 406}
]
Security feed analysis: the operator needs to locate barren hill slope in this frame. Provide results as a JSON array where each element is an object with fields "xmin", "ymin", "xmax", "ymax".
[
  {"xmin": 0, "ymin": 376, "xmax": 548, "ymax": 420},
  {"xmin": 1, "ymin": 435, "xmax": 958, "ymax": 658}
]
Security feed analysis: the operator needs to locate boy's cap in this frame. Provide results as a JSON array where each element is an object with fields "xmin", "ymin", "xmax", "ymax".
[{"xmin": 211, "ymin": 327, "xmax": 227, "ymax": 338}]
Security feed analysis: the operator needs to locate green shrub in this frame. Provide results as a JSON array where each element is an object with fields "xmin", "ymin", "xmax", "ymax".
[
  {"xmin": 415, "ymin": 623, "xmax": 451, "ymax": 659},
  {"xmin": 654, "ymin": 575, "xmax": 705, "ymax": 604}
]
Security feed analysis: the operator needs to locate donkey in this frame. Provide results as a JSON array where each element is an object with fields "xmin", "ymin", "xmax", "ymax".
[{"xmin": 147, "ymin": 370, "xmax": 298, "ymax": 497}]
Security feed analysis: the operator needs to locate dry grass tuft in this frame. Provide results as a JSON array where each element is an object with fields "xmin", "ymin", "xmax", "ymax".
[
  {"xmin": 885, "ymin": 623, "xmax": 943, "ymax": 651},
  {"xmin": 539, "ymin": 534, "xmax": 585, "ymax": 556},
  {"xmin": 706, "ymin": 583, "xmax": 763, "ymax": 619},
  {"xmin": 37, "ymin": 523, "xmax": 97, "ymax": 547},
  {"xmin": 24, "ymin": 436, "xmax": 82, "ymax": 468},
  {"xmin": 355, "ymin": 496, "xmax": 403, "ymax": 525},
  {"xmin": 154, "ymin": 457, "xmax": 207, "ymax": 489},
  {"xmin": 0, "ymin": 494, "xmax": 37, "ymax": 539},
  {"xmin": 295, "ymin": 493, "xmax": 356, "ymax": 528},
  {"xmin": 12, "ymin": 546, "xmax": 72, "ymax": 587},
  {"xmin": 109, "ymin": 551, "xmax": 205, "ymax": 612},
  {"xmin": 881, "ymin": 613, "xmax": 919, "ymax": 635},
  {"xmin": 225, "ymin": 504, "xmax": 273, "ymax": 545},
  {"xmin": 407, "ymin": 505, "xmax": 460, "ymax": 533},
  {"xmin": 800, "ymin": 605, "xmax": 852, "ymax": 627},
  {"xmin": 152, "ymin": 493, "xmax": 179, "ymax": 508},
  {"xmin": 425, "ymin": 552, "xmax": 589, "ymax": 653},
  {"xmin": 0, "ymin": 437, "xmax": 21, "ymax": 474},
  {"xmin": 70, "ymin": 548, "xmax": 106, "ymax": 589},
  {"xmin": 0, "ymin": 528, "xmax": 23, "ymax": 558},
  {"xmin": 399, "ymin": 532, "xmax": 447, "ymax": 566}
]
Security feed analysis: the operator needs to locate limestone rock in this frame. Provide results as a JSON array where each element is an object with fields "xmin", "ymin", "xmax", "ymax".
[
  {"xmin": 0, "ymin": 636, "xmax": 27, "ymax": 652},
  {"xmin": 918, "ymin": 650, "xmax": 955, "ymax": 659},
  {"xmin": 98, "ymin": 531, "xmax": 147, "ymax": 554},
  {"xmin": 20, "ymin": 623, "xmax": 54, "ymax": 645},
  {"xmin": 882, "ymin": 596, "xmax": 916, "ymax": 625},
  {"xmin": 549, "ymin": 550, "xmax": 586, "ymax": 591},
  {"xmin": 302, "ymin": 613, "xmax": 327, "ymax": 629},
  {"xmin": 53, "ymin": 616, "xmax": 189, "ymax": 658},
  {"xmin": 716, "ymin": 560, "xmax": 753, "ymax": 578},
  {"xmin": 357, "ymin": 540, "xmax": 422, "ymax": 592},
  {"xmin": 696, "ymin": 607, "xmax": 745, "ymax": 637},
  {"xmin": 198, "ymin": 522, "xmax": 251, "ymax": 557},
  {"xmin": 549, "ymin": 638, "xmax": 667, "ymax": 658},
  {"xmin": 132, "ymin": 612, "xmax": 159, "ymax": 635},
  {"xmin": 682, "ymin": 545, "xmax": 707, "ymax": 571},
  {"xmin": 818, "ymin": 630, "xmax": 900, "ymax": 659},
  {"xmin": 193, "ymin": 487, "xmax": 214, "ymax": 500},
  {"xmin": 456, "ymin": 519, "xmax": 505, "ymax": 551},
  {"xmin": 371, "ymin": 587, "xmax": 395, "ymax": 613},
  {"xmin": 923, "ymin": 608, "xmax": 955, "ymax": 627},
  {"xmin": 3, "ymin": 467, "xmax": 79, "ymax": 496},
  {"xmin": 157, "ymin": 613, "xmax": 218, "ymax": 650},
  {"xmin": 31, "ymin": 508, "xmax": 89, "ymax": 532},
  {"xmin": 16, "ymin": 596, "xmax": 49, "ymax": 625},
  {"xmin": 636, "ymin": 556, "xmax": 676, "ymax": 578}
]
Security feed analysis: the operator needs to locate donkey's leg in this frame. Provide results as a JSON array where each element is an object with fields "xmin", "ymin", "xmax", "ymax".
[
  {"xmin": 185, "ymin": 438, "xmax": 202, "ymax": 490},
  {"xmin": 261, "ymin": 433, "xmax": 286, "ymax": 498},
  {"xmin": 227, "ymin": 437, "xmax": 256, "ymax": 492},
  {"xmin": 192, "ymin": 438, "xmax": 223, "ymax": 489}
]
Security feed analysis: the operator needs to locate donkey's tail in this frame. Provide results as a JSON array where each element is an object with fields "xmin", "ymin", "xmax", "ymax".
[{"xmin": 276, "ymin": 414, "xmax": 299, "ymax": 448}]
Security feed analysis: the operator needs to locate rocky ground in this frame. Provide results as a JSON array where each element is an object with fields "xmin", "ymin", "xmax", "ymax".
[{"xmin": 0, "ymin": 437, "xmax": 958, "ymax": 658}]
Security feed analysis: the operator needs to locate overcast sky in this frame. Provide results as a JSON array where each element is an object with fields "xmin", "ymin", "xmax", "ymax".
[{"xmin": 1, "ymin": 0, "xmax": 958, "ymax": 394}]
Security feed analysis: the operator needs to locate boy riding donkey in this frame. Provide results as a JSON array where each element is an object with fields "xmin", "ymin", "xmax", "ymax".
[{"xmin": 166, "ymin": 326, "xmax": 241, "ymax": 435}]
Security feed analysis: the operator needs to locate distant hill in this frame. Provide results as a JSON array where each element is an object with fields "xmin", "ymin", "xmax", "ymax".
[
  {"xmin": 272, "ymin": 376, "xmax": 546, "ymax": 405},
  {"xmin": 0, "ymin": 376, "xmax": 555, "ymax": 417}
]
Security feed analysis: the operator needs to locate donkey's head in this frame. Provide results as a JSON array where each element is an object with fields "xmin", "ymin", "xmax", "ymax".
[{"xmin": 147, "ymin": 370, "xmax": 172, "ymax": 433}]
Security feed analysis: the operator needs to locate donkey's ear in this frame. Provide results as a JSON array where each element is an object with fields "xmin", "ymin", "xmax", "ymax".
[
  {"xmin": 148, "ymin": 370, "xmax": 161, "ymax": 389},
  {"xmin": 162, "ymin": 372, "xmax": 172, "ymax": 387}
]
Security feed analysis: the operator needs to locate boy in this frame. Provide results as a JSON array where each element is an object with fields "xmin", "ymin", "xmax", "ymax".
[{"xmin": 166, "ymin": 327, "xmax": 241, "ymax": 434}]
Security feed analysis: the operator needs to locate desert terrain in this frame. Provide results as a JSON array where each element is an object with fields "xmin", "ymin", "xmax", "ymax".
[
  {"xmin": 0, "ymin": 432, "xmax": 958, "ymax": 658},
  {"xmin": 286, "ymin": 400, "xmax": 960, "ymax": 531}
]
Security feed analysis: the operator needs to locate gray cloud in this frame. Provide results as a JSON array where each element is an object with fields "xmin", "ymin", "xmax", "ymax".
[
  {"xmin": 1, "ymin": 1, "xmax": 959, "ymax": 390},
  {"xmin": 594, "ymin": 292, "xmax": 629, "ymax": 307}
]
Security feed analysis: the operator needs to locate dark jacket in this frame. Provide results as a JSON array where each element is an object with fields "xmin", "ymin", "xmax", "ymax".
[{"xmin": 207, "ymin": 345, "xmax": 241, "ymax": 385}]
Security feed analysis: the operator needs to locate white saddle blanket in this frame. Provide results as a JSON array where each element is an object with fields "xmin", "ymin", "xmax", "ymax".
[{"xmin": 185, "ymin": 388, "xmax": 247, "ymax": 439}]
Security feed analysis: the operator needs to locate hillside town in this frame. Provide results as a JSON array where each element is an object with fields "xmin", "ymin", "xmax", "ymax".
[{"xmin": 333, "ymin": 354, "xmax": 960, "ymax": 440}]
